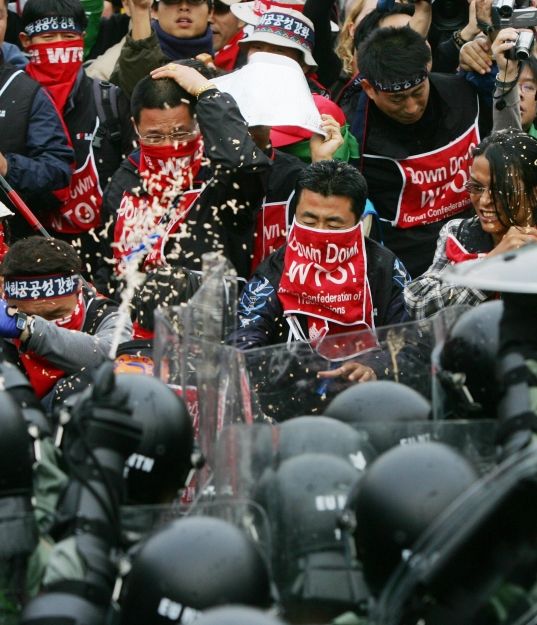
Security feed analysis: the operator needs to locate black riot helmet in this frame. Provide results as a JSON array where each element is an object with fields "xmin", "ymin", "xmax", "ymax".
[
  {"xmin": 119, "ymin": 516, "xmax": 272, "ymax": 625},
  {"xmin": 194, "ymin": 606, "xmax": 288, "ymax": 625},
  {"xmin": 325, "ymin": 380, "xmax": 430, "ymax": 423},
  {"xmin": 1, "ymin": 359, "xmax": 51, "ymax": 436},
  {"xmin": 324, "ymin": 381, "xmax": 431, "ymax": 452},
  {"xmin": 21, "ymin": 593, "xmax": 105, "ymax": 625},
  {"xmin": 278, "ymin": 416, "xmax": 378, "ymax": 470},
  {"xmin": 352, "ymin": 442, "xmax": 478, "ymax": 596},
  {"xmin": 439, "ymin": 301, "xmax": 503, "ymax": 418},
  {"xmin": 116, "ymin": 374, "xmax": 195, "ymax": 504},
  {"xmin": 255, "ymin": 453, "xmax": 367, "ymax": 622}
]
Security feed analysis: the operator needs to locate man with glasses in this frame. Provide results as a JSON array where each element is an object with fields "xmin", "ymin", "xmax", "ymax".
[
  {"xmin": 110, "ymin": 0, "xmax": 214, "ymax": 98},
  {"xmin": 101, "ymin": 60, "xmax": 270, "ymax": 288},
  {"xmin": 490, "ymin": 28, "xmax": 537, "ymax": 137}
]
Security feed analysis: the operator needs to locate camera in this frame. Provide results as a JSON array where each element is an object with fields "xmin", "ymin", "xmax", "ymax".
[
  {"xmin": 493, "ymin": 0, "xmax": 529, "ymax": 19},
  {"xmin": 505, "ymin": 30, "xmax": 535, "ymax": 60},
  {"xmin": 492, "ymin": 0, "xmax": 537, "ymax": 28}
]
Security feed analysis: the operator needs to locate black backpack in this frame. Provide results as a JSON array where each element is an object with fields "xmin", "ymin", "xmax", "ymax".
[{"xmin": 91, "ymin": 79, "xmax": 121, "ymax": 150}]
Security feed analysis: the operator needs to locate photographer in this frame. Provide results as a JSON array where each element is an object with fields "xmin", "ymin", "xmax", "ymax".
[{"xmin": 491, "ymin": 27, "xmax": 537, "ymax": 134}]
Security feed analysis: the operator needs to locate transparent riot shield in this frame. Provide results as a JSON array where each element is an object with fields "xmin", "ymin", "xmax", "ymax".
[
  {"xmin": 238, "ymin": 306, "xmax": 469, "ymax": 423},
  {"xmin": 347, "ymin": 419, "xmax": 497, "ymax": 474},
  {"xmin": 202, "ymin": 423, "xmax": 370, "ymax": 620},
  {"xmin": 153, "ymin": 253, "xmax": 241, "ymax": 485},
  {"xmin": 119, "ymin": 503, "xmax": 189, "ymax": 548},
  {"xmin": 155, "ymin": 301, "xmax": 470, "ymax": 485},
  {"xmin": 372, "ymin": 440, "xmax": 537, "ymax": 625}
]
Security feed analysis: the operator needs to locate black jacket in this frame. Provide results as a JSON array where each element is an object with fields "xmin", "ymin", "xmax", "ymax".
[
  {"xmin": 100, "ymin": 89, "xmax": 271, "ymax": 290},
  {"xmin": 0, "ymin": 63, "xmax": 73, "ymax": 238},
  {"xmin": 348, "ymin": 73, "xmax": 484, "ymax": 278},
  {"xmin": 229, "ymin": 237, "xmax": 410, "ymax": 349}
]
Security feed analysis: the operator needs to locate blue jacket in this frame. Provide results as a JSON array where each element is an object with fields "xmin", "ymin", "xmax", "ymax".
[{"xmin": 0, "ymin": 62, "xmax": 73, "ymax": 236}]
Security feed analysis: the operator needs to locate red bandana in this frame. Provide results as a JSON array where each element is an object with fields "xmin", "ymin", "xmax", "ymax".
[
  {"xmin": 15, "ymin": 292, "xmax": 86, "ymax": 398},
  {"xmin": 114, "ymin": 136, "xmax": 204, "ymax": 270},
  {"xmin": 278, "ymin": 221, "xmax": 374, "ymax": 342},
  {"xmin": 214, "ymin": 29, "xmax": 244, "ymax": 72},
  {"xmin": 26, "ymin": 39, "xmax": 84, "ymax": 114},
  {"xmin": 445, "ymin": 234, "xmax": 483, "ymax": 264}
]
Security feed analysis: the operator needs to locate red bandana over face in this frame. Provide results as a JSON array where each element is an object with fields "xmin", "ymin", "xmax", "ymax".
[
  {"xmin": 26, "ymin": 39, "xmax": 84, "ymax": 113},
  {"xmin": 114, "ymin": 136, "xmax": 204, "ymax": 269},
  {"xmin": 278, "ymin": 220, "xmax": 374, "ymax": 342},
  {"xmin": 139, "ymin": 135, "xmax": 204, "ymax": 199}
]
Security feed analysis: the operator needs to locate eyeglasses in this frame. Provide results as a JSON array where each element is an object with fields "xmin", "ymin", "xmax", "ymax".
[
  {"xmin": 135, "ymin": 125, "xmax": 199, "ymax": 145},
  {"xmin": 519, "ymin": 81, "xmax": 537, "ymax": 96},
  {"xmin": 464, "ymin": 180, "xmax": 492, "ymax": 196}
]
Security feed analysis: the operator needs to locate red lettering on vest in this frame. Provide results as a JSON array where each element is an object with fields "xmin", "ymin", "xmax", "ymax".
[{"xmin": 251, "ymin": 200, "xmax": 288, "ymax": 272}]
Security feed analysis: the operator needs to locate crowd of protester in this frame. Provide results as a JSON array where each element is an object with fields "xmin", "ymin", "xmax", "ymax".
[{"xmin": 0, "ymin": 0, "xmax": 536, "ymax": 622}]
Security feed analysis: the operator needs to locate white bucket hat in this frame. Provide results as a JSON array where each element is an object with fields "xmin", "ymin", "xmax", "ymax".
[
  {"xmin": 238, "ymin": 7, "xmax": 317, "ymax": 68},
  {"xmin": 213, "ymin": 52, "xmax": 324, "ymax": 133},
  {"xmin": 231, "ymin": 0, "xmax": 339, "ymax": 32}
]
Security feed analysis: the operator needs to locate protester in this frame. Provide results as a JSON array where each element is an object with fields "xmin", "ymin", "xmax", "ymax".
[
  {"xmin": 110, "ymin": 0, "xmax": 214, "ymax": 97},
  {"xmin": 0, "ymin": 0, "xmax": 73, "ymax": 241},
  {"xmin": 238, "ymin": 7, "xmax": 328, "ymax": 94},
  {"xmin": 19, "ymin": 0, "xmax": 133, "ymax": 278},
  {"xmin": 211, "ymin": 0, "xmax": 245, "ymax": 71},
  {"xmin": 85, "ymin": 0, "xmax": 131, "ymax": 80},
  {"xmin": 102, "ymin": 61, "xmax": 270, "ymax": 285},
  {"xmin": 405, "ymin": 131, "xmax": 537, "ymax": 319},
  {"xmin": 229, "ymin": 160, "xmax": 409, "ymax": 383},
  {"xmin": 0, "ymin": 237, "xmax": 130, "ymax": 403},
  {"xmin": 351, "ymin": 25, "xmax": 484, "ymax": 277},
  {"xmin": 251, "ymin": 95, "xmax": 350, "ymax": 273}
]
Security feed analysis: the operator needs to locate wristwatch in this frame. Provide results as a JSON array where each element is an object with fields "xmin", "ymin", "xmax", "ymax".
[{"xmin": 15, "ymin": 312, "xmax": 34, "ymax": 341}]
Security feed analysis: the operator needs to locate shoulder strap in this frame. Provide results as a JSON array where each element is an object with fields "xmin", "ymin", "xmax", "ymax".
[
  {"xmin": 92, "ymin": 79, "xmax": 121, "ymax": 149},
  {"xmin": 82, "ymin": 290, "xmax": 118, "ymax": 335},
  {"xmin": 0, "ymin": 68, "xmax": 23, "ymax": 96}
]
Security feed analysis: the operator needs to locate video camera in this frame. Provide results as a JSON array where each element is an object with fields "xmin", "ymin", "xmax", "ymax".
[{"xmin": 492, "ymin": 0, "xmax": 537, "ymax": 29}]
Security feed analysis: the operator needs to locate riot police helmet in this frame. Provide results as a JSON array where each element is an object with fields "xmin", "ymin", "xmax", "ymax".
[
  {"xmin": 119, "ymin": 516, "xmax": 272, "ymax": 624},
  {"xmin": 116, "ymin": 373, "xmax": 194, "ymax": 504},
  {"xmin": 352, "ymin": 441, "xmax": 478, "ymax": 596}
]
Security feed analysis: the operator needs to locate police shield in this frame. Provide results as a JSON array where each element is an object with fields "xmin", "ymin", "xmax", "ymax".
[
  {"xmin": 205, "ymin": 422, "xmax": 372, "ymax": 620},
  {"xmin": 153, "ymin": 253, "xmax": 243, "ymax": 478},
  {"xmin": 240, "ymin": 306, "xmax": 469, "ymax": 422},
  {"xmin": 442, "ymin": 243, "xmax": 537, "ymax": 293}
]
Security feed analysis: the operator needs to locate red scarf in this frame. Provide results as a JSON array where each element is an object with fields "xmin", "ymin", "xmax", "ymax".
[
  {"xmin": 26, "ymin": 39, "xmax": 84, "ymax": 114},
  {"xmin": 114, "ymin": 136, "xmax": 204, "ymax": 270},
  {"xmin": 278, "ymin": 221, "xmax": 374, "ymax": 342},
  {"xmin": 214, "ymin": 29, "xmax": 244, "ymax": 72},
  {"xmin": 14, "ymin": 292, "xmax": 86, "ymax": 398},
  {"xmin": 445, "ymin": 234, "xmax": 484, "ymax": 264}
]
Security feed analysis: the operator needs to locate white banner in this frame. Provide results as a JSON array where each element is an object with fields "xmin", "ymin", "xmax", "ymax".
[{"xmin": 213, "ymin": 52, "xmax": 325, "ymax": 135}]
